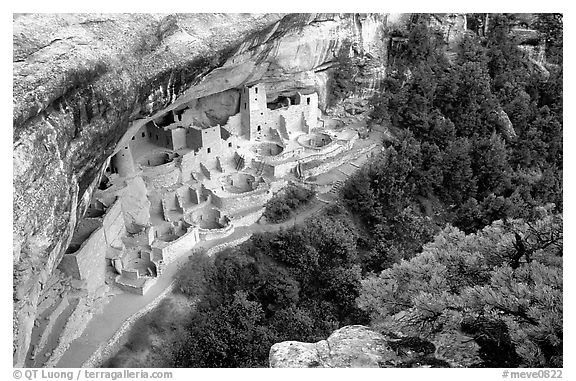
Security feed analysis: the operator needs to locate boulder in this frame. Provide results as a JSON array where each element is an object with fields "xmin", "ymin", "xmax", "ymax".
[
  {"xmin": 269, "ymin": 325, "xmax": 459, "ymax": 368},
  {"xmin": 269, "ymin": 325, "xmax": 398, "ymax": 368}
]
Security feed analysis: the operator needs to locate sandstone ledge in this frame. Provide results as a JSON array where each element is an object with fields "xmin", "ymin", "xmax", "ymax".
[{"xmin": 269, "ymin": 325, "xmax": 397, "ymax": 368}]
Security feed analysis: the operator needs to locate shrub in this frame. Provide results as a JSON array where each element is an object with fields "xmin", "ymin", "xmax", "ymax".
[{"xmin": 263, "ymin": 185, "xmax": 315, "ymax": 223}]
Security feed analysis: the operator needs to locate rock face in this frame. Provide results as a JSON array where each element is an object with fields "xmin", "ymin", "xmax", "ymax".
[
  {"xmin": 269, "ymin": 325, "xmax": 398, "ymax": 368},
  {"xmin": 269, "ymin": 325, "xmax": 455, "ymax": 368}
]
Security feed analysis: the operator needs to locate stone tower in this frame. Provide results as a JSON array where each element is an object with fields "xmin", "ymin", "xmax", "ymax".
[
  {"xmin": 240, "ymin": 83, "xmax": 268, "ymax": 140},
  {"xmin": 111, "ymin": 145, "xmax": 136, "ymax": 177}
]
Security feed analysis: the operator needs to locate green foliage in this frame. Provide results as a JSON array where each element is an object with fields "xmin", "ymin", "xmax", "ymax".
[
  {"xmin": 440, "ymin": 137, "xmax": 477, "ymax": 205},
  {"xmin": 263, "ymin": 184, "xmax": 315, "ymax": 223},
  {"xmin": 175, "ymin": 250, "xmax": 215, "ymax": 298},
  {"xmin": 354, "ymin": 19, "xmax": 562, "ymax": 365},
  {"xmin": 357, "ymin": 214, "xmax": 563, "ymax": 367},
  {"xmin": 175, "ymin": 291, "xmax": 274, "ymax": 368},
  {"xmin": 533, "ymin": 13, "xmax": 563, "ymax": 64},
  {"xmin": 365, "ymin": 14, "xmax": 562, "ymax": 234},
  {"xmin": 171, "ymin": 208, "xmax": 368, "ymax": 367},
  {"xmin": 328, "ymin": 40, "xmax": 360, "ymax": 107},
  {"xmin": 470, "ymin": 133, "xmax": 512, "ymax": 198}
]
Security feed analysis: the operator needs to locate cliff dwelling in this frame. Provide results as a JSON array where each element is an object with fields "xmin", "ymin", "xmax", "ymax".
[
  {"xmin": 13, "ymin": 12, "xmax": 563, "ymax": 370},
  {"xmin": 58, "ymin": 83, "xmax": 364, "ymax": 295}
]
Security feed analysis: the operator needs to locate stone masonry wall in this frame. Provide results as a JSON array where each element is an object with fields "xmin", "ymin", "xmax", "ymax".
[
  {"xmin": 209, "ymin": 184, "xmax": 271, "ymax": 214},
  {"xmin": 198, "ymin": 224, "xmax": 234, "ymax": 241},
  {"xmin": 59, "ymin": 227, "xmax": 106, "ymax": 292},
  {"xmin": 102, "ymin": 200, "xmax": 125, "ymax": 248},
  {"xmin": 153, "ymin": 228, "xmax": 200, "ymax": 265},
  {"xmin": 230, "ymin": 207, "xmax": 265, "ymax": 227},
  {"xmin": 143, "ymin": 165, "xmax": 180, "ymax": 189}
]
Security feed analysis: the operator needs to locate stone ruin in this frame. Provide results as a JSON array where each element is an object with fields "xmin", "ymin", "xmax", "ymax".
[{"xmin": 58, "ymin": 83, "xmax": 362, "ymax": 295}]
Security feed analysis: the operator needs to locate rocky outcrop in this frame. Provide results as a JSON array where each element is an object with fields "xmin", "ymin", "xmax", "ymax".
[
  {"xmin": 269, "ymin": 325, "xmax": 453, "ymax": 368},
  {"xmin": 269, "ymin": 326, "xmax": 396, "ymax": 368},
  {"xmin": 496, "ymin": 109, "xmax": 517, "ymax": 140}
]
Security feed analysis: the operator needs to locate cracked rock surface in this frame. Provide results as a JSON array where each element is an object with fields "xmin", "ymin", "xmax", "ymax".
[
  {"xmin": 269, "ymin": 325, "xmax": 398, "ymax": 368},
  {"xmin": 269, "ymin": 325, "xmax": 467, "ymax": 368}
]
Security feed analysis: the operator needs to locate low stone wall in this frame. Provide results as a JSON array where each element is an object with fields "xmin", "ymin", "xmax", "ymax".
[
  {"xmin": 198, "ymin": 223, "xmax": 234, "ymax": 241},
  {"xmin": 143, "ymin": 163, "xmax": 180, "ymax": 188},
  {"xmin": 231, "ymin": 207, "xmax": 266, "ymax": 227},
  {"xmin": 302, "ymin": 144, "xmax": 376, "ymax": 179},
  {"xmin": 153, "ymin": 228, "xmax": 200, "ymax": 265},
  {"xmin": 141, "ymin": 160, "xmax": 176, "ymax": 177},
  {"xmin": 115, "ymin": 277, "xmax": 157, "ymax": 296},
  {"xmin": 181, "ymin": 196, "xmax": 212, "ymax": 216},
  {"xmin": 299, "ymin": 140, "xmax": 345, "ymax": 164},
  {"xmin": 264, "ymin": 138, "xmax": 343, "ymax": 173},
  {"xmin": 266, "ymin": 142, "xmax": 343, "ymax": 178},
  {"xmin": 121, "ymin": 268, "xmax": 139, "ymax": 281},
  {"xmin": 205, "ymin": 233, "xmax": 253, "ymax": 257},
  {"xmin": 265, "ymin": 146, "xmax": 306, "ymax": 165},
  {"xmin": 210, "ymin": 182, "xmax": 271, "ymax": 214}
]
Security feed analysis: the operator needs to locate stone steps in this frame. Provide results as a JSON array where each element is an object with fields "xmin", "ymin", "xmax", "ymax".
[{"xmin": 329, "ymin": 180, "xmax": 346, "ymax": 195}]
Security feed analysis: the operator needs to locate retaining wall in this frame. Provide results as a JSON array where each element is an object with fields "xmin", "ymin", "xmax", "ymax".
[
  {"xmin": 205, "ymin": 233, "xmax": 253, "ymax": 257},
  {"xmin": 230, "ymin": 207, "xmax": 266, "ymax": 227},
  {"xmin": 209, "ymin": 182, "xmax": 271, "ymax": 214},
  {"xmin": 115, "ymin": 277, "xmax": 157, "ymax": 296},
  {"xmin": 198, "ymin": 223, "xmax": 234, "ymax": 241},
  {"xmin": 152, "ymin": 228, "xmax": 200, "ymax": 265}
]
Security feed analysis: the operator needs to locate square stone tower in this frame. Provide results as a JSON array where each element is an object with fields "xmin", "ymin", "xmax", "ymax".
[
  {"xmin": 240, "ymin": 84, "xmax": 268, "ymax": 140},
  {"xmin": 296, "ymin": 92, "xmax": 319, "ymax": 130}
]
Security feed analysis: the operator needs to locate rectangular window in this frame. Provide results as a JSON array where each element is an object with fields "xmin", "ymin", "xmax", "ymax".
[
  {"xmin": 255, "ymin": 88, "xmax": 258, "ymax": 94},
  {"xmin": 142, "ymin": 132, "xmax": 145, "ymax": 138},
  {"xmin": 207, "ymin": 148, "xmax": 211, "ymax": 153}
]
